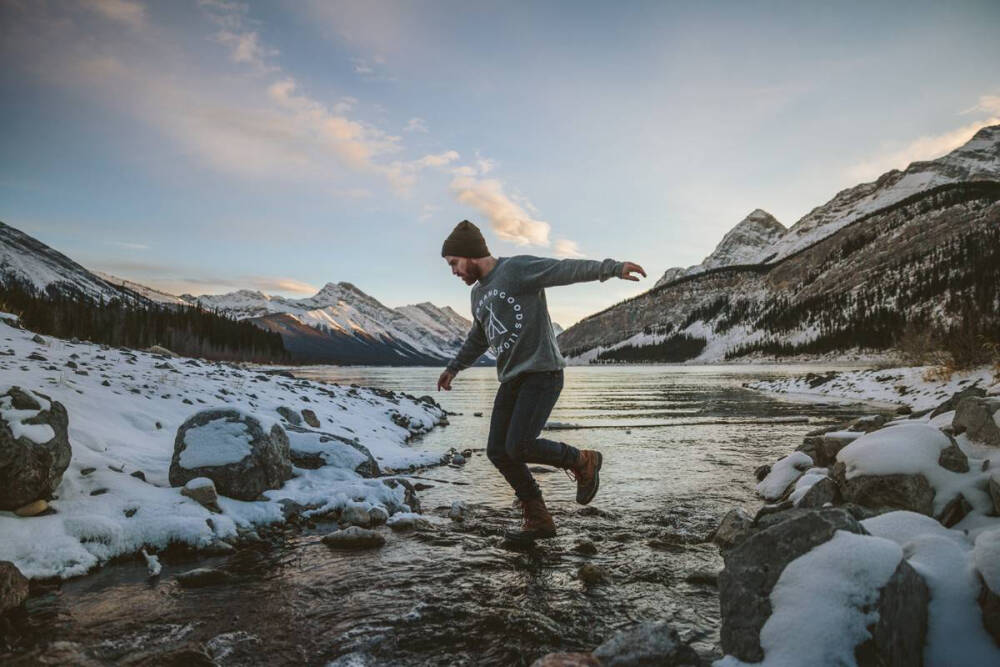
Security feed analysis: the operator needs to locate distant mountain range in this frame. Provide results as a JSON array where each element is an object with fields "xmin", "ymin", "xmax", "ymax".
[
  {"xmin": 559, "ymin": 124, "xmax": 1000, "ymax": 363},
  {"xmin": 0, "ymin": 222, "xmax": 480, "ymax": 366}
]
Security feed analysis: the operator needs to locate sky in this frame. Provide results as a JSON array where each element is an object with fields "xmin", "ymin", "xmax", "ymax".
[{"xmin": 2, "ymin": 0, "xmax": 999, "ymax": 327}]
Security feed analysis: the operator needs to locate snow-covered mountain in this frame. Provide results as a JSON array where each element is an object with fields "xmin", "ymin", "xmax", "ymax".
[
  {"xmin": 0, "ymin": 222, "xmax": 133, "ymax": 303},
  {"xmin": 95, "ymin": 272, "xmax": 189, "ymax": 306},
  {"xmin": 655, "ymin": 209, "xmax": 785, "ymax": 288},
  {"xmin": 561, "ymin": 124, "xmax": 1000, "ymax": 363},
  {"xmin": 756, "ymin": 124, "xmax": 1000, "ymax": 263},
  {"xmin": 183, "ymin": 284, "xmax": 475, "ymax": 365}
]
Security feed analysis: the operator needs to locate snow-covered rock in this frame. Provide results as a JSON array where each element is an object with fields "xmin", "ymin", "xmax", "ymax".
[
  {"xmin": 756, "ymin": 451, "xmax": 813, "ymax": 501},
  {"xmin": 321, "ymin": 526, "xmax": 385, "ymax": 549},
  {"xmin": 0, "ymin": 387, "xmax": 71, "ymax": 510},
  {"xmin": 718, "ymin": 507, "xmax": 928, "ymax": 663},
  {"xmin": 591, "ymin": 621, "xmax": 700, "ymax": 666},
  {"xmin": 169, "ymin": 409, "xmax": 292, "ymax": 502}
]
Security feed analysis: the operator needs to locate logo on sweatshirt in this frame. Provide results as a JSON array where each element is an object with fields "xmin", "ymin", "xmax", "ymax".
[{"xmin": 475, "ymin": 287, "xmax": 524, "ymax": 355}]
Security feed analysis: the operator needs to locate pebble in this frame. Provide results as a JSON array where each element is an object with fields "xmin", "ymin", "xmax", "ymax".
[
  {"xmin": 322, "ymin": 526, "xmax": 386, "ymax": 550},
  {"xmin": 14, "ymin": 499, "xmax": 49, "ymax": 517},
  {"xmin": 577, "ymin": 563, "xmax": 608, "ymax": 585}
]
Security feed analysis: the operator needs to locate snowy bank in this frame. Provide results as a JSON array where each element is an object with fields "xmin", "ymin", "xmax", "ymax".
[
  {"xmin": 746, "ymin": 365, "xmax": 998, "ymax": 411},
  {"xmin": 714, "ymin": 374, "xmax": 1000, "ymax": 665},
  {"xmin": 0, "ymin": 318, "xmax": 448, "ymax": 579}
]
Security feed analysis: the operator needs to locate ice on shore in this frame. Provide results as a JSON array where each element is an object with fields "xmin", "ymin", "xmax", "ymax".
[{"xmin": 0, "ymin": 318, "xmax": 446, "ymax": 579}]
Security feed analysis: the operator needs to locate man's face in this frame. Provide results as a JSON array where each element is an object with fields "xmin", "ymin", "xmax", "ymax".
[{"xmin": 445, "ymin": 256, "xmax": 478, "ymax": 285}]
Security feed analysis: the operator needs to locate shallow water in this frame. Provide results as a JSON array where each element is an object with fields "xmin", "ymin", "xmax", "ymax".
[{"xmin": 3, "ymin": 365, "xmax": 891, "ymax": 665}]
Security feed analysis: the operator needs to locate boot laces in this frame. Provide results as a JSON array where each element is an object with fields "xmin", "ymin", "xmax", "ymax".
[{"xmin": 564, "ymin": 467, "xmax": 579, "ymax": 482}]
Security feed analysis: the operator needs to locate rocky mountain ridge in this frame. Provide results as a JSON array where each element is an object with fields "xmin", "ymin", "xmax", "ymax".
[
  {"xmin": 655, "ymin": 209, "xmax": 786, "ymax": 287},
  {"xmin": 560, "ymin": 125, "xmax": 1000, "ymax": 363}
]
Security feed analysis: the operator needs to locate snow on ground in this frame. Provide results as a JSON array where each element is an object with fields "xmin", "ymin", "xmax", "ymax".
[
  {"xmin": 0, "ymin": 318, "xmax": 447, "ymax": 579},
  {"xmin": 747, "ymin": 365, "xmax": 998, "ymax": 411}
]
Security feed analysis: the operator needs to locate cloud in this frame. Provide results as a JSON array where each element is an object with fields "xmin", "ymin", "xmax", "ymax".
[
  {"xmin": 415, "ymin": 150, "xmax": 459, "ymax": 168},
  {"xmin": 449, "ymin": 170, "xmax": 551, "ymax": 246},
  {"xmin": 553, "ymin": 239, "xmax": 585, "ymax": 258},
  {"xmin": 246, "ymin": 276, "xmax": 318, "ymax": 294},
  {"xmin": 404, "ymin": 117, "xmax": 428, "ymax": 133},
  {"xmin": 81, "ymin": 0, "xmax": 145, "ymax": 30},
  {"xmin": 846, "ymin": 95, "xmax": 1000, "ymax": 182}
]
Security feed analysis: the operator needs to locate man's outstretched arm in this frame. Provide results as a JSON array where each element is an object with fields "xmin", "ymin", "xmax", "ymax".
[
  {"xmin": 439, "ymin": 319, "xmax": 489, "ymax": 391},
  {"xmin": 515, "ymin": 256, "xmax": 646, "ymax": 290}
]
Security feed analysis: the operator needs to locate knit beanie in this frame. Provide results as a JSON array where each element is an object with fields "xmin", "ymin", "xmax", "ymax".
[{"xmin": 441, "ymin": 220, "xmax": 490, "ymax": 258}]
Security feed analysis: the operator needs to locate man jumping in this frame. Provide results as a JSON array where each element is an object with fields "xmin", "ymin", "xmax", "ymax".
[{"xmin": 437, "ymin": 220, "xmax": 646, "ymax": 541}]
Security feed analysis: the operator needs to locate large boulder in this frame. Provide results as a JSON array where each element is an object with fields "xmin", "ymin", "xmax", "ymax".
[
  {"xmin": 0, "ymin": 387, "xmax": 71, "ymax": 510},
  {"xmin": 930, "ymin": 386, "xmax": 986, "ymax": 419},
  {"xmin": 169, "ymin": 410, "xmax": 292, "ymax": 501},
  {"xmin": 719, "ymin": 508, "xmax": 866, "ymax": 661},
  {"xmin": 953, "ymin": 397, "xmax": 1000, "ymax": 447},
  {"xmin": 0, "ymin": 561, "xmax": 29, "ymax": 614},
  {"xmin": 974, "ymin": 528, "xmax": 1000, "ymax": 646},
  {"xmin": 720, "ymin": 508, "xmax": 928, "ymax": 665},
  {"xmin": 797, "ymin": 433, "xmax": 859, "ymax": 468},
  {"xmin": 832, "ymin": 462, "xmax": 935, "ymax": 516},
  {"xmin": 591, "ymin": 621, "xmax": 700, "ymax": 666}
]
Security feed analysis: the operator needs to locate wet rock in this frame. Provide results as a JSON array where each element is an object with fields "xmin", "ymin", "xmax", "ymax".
[
  {"xmin": 181, "ymin": 477, "xmax": 222, "ymax": 513},
  {"xmin": 0, "ymin": 387, "xmax": 72, "ymax": 510},
  {"xmin": 831, "ymin": 462, "xmax": 934, "ymax": 516},
  {"xmin": 452, "ymin": 454, "xmax": 466, "ymax": 465},
  {"xmin": 387, "ymin": 514, "xmax": 428, "ymax": 531},
  {"xmin": 592, "ymin": 621, "xmax": 700, "ymax": 666},
  {"xmin": 14, "ymin": 498, "xmax": 49, "ymax": 517},
  {"xmin": 176, "ymin": 567, "xmax": 233, "ymax": 588},
  {"xmin": 953, "ymin": 397, "xmax": 1000, "ymax": 447},
  {"xmin": 990, "ymin": 474, "xmax": 1000, "ymax": 516},
  {"xmin": 169, "ymin": 410, "xmax": 292, "ymax": 502},
  {"xmin": 848, "ymin": 414, "xmax": 889, "ymax": 433},
  {"xmin": 369, "ymin": 506, "xmax": 389, "ymax": 526},
  {"xmin": 0, "ymin": 561, "xmax": 29, "ymax": 614},
  {"xmin": 753, "ymin": 464, "xmax": 771, "ymax": 482},
  {"xmin": 931, "ymin": 386, "xmax": 987, "ymax": 419},
  {"xmin": 712, "ymin": 508, "xmax": 752, "ymax": 551},
  {"xmin": 936, "ymin": 493, "xmax": 973, "ymax": 528},
  {"xmin": 382, "ymin": 477, "xmax": 421, "ymax": 513},
  {"xmin": 577, "ymin": 563, "xmax": 608, "ymax": 585},
  {"xmin": 341, "ymin": 505, "xmax": 372, "ymax": 528},
  {"xmin": 853, "ymin": 559, "xmax": 930, "ymax": 667},
  {"xmin": 449, "ymin": 500, "xmax": 467, "ymax": 522},
  {"xmin": 301, "ymin": 409, "xmax": 320, "ymax": 428},
  {"xmin": 530, "ymin": 653, "xmax": 600, "ymax": 667},
  {"xmin": 719, "ymin": 508, "xmax": 866, "ymax": 662},
  {"xmin": 322, "ymin": 526, "xmax": 386, "ymax": 550},
  {"xmin": 795, "ymin": 476, "xmax": 839, "ymax": 509},
  {"xmin": 685, "ymin": 569, "xmax": 719, "ymax": 586},
  {"xmin": 796, "ymin": 434, "xmax": 857, "ymax": 468},
  {"xmin": 938, "ymin": 437, "xmax": 970, "ymax": 472},
  {"xmin": 276, "ymin": 406, "xmax": 302, "ymax": 426},
  {"xmin": 573, "ymin": 539, "xmax": 598, "ymax": 555}
]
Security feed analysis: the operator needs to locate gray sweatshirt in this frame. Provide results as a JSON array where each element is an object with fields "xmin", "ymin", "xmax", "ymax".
[{"xmin": 446, "ymin": 255, "xmax": 625, "ymax": 383}]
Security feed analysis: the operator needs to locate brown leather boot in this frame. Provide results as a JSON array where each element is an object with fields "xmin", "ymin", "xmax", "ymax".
[
  {"xmin": 566, "ymin": 450, "xmax": 603, "ymax": 505},
  {"xmin": 508, "ymin": 496, "xmax": 556, "ymax": 541}
]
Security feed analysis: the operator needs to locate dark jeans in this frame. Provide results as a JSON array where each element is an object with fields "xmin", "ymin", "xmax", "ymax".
[{"xmin": 486, "ymin": 369, "xmax": 580, "ymax": 501}]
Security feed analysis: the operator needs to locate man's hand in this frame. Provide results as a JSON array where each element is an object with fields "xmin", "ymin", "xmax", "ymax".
[
  {"xmin": 437, "ymin": 369, "xmax": 455, "ymax": 391},
  {"xmin": 621, "ymin": 262, "xmax": 647, "ymax": 281}
]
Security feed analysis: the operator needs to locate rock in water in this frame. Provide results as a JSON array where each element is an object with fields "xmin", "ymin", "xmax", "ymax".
[
  {"xmin": 0, "ymin": 387, "xmax": 72, "ymax": 510},
  {"xmin": 577, "ymin": 563, "xmax": 607, "ymax": 585},
  {"xmin": 448, "ymin": 500, "xmax": 466, "ymax": 521},
  {"xmin": 0, "ymin": 561, "xmax": 29, "ymax": 614},
  {"xmin": 322, "ymin": 526, "xmax": 386, "ymax": 549},
  {"xmin": 169, "ymin": 410, "xmax": 292, "ymax": 501},
  {"xmin": 530, "ymin": 653, "xmax": 600, "ymax": 667},
  {"xmin": 176, "ymin": 567, "xmax": 233, "ymax": 588},
  {"xmin": 953, "ymin": 397, "xmax": 1000, "ymax": 447},
  {"xmin": 340, "ymin": 505, "xmax": 372, "ymax": 528},
  {"xmin": 180, "ymin": 477, "xmax": 222, "ymax": 513},
  {"xmin": 712, "ymin": 507, "xmax": 752, "ymax": 551},
  {"xmin": 592, "ymin": 621, "xmax": 700, "ymax": 666}
]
